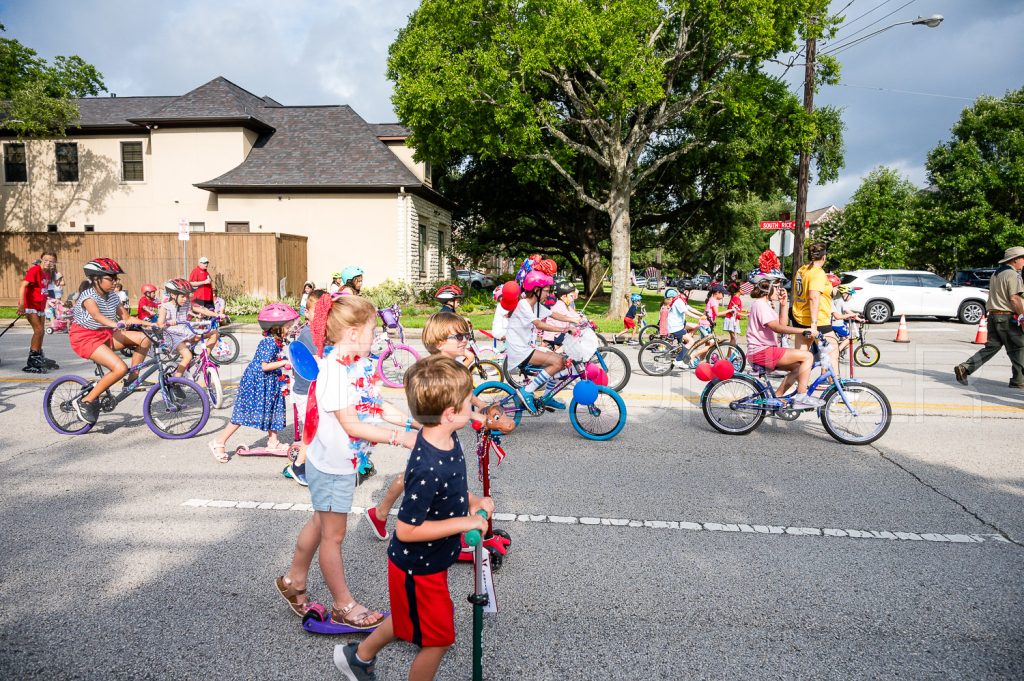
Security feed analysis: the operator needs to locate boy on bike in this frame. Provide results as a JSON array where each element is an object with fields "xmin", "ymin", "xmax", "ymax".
[{"xmin": 831, "ymin": 285, "xmax": 864, "ymax": 357}]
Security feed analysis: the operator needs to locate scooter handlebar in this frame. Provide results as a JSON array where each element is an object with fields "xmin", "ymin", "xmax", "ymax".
[{"xmin": 464, "ymin": 509, "xmax": 490, "ymax": 547}]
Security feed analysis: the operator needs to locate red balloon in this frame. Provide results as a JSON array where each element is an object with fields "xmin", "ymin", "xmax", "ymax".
[
  {"xmin": 712, "ymin": 359, "xmax": 735, "ymax": 381},
  {"xmin": 501, "ymin": 281, "xmax": 520, "ymax": 299},
  {"xmin": 585, "ymin": 363, "xmax": 608, "ymax": 386},
  {"xmin": 500, "ymin": 296, "xmax": 517, "ymax": 312},
  {"xmin": 694, "ymin": 362, "xmax": 714, "ymax": 381}
]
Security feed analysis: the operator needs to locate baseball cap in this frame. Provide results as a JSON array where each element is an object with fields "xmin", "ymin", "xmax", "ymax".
[{"xmin": 198, "ymin": 256, "xmax": 210, "ymax": 264}]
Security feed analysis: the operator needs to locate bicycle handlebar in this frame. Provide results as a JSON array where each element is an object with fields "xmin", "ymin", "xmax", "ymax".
[{"xmin": 464, "ymin": 509, "xmax": 490, "ymax": 547}]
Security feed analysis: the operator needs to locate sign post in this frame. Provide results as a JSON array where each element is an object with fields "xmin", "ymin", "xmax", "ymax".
[{"xmin": 178, "ymin": 218, "xmax": 189, "ymax": 277}]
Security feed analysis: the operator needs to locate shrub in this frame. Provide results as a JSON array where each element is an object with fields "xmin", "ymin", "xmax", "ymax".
[
  {"xmin": 224, "ymin": 293, "xmax": 300, "ymax": 316},
  {"xmin": 362, "ymin": 279, "xmax": 417, "ymax": 309}
]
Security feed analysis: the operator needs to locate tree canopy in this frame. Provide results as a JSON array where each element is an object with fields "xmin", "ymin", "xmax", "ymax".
[
  {"xmin": 0, "ymin": 25, "xmax": 105, "ymax": 138},
  {"xmin": 388, "ymin": 0, "xmax": 838, "ymax": 316},
  {"xmin": 828, "ymin": 167, "xmax": 917, "ymax": 271}
]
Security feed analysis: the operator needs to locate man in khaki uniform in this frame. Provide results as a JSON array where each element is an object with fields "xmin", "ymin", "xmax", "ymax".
[{"xmin": 954, "ymin": 246, "xmax": 1024, "ymax": 389}]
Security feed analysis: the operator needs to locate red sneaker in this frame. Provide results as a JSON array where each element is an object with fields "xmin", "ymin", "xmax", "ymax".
[{"xmin": 365, "ymin": 507, "xmax": 389, "ymax": 541}]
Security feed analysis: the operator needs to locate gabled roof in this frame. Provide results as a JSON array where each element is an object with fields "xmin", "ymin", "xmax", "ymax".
[
  {"xmin": 127, "ymin": 77, "xmax": 274, "ymax": 133},
  {"xmin": 807, "ymin": 205, "xmax": 841, "ymax": 224},
  {"xmin": 372, "ymin": 123, "xmax": 410, "ymax": 139},
  {"xmin": 74, "ymin": 96, "xmax": 178, "ymax": 130}
]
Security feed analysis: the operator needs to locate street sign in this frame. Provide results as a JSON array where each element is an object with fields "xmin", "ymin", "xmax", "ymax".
[
  {"xmin": 769, "ymin": 229, "xmax": 794, "ymax": 257},
  {"xmin": 177, "ymin": 218, "xmax": 190, "ymax": 241},
  {"xmin": 759, "ymin": 220, "xmax": 810, "ymax": 230}
]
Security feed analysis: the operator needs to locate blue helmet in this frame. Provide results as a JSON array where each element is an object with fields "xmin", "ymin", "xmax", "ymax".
[
  {"xmin": 664, "ymin": 288, "xmax": 679, "ymax": 299},
  {"xmin": 340, "ymin": 266, "xmax": 363, "ymax": 284},
  {"xmin": 630, "ymin": 293, "xmax": 642, "ymax": 302}
]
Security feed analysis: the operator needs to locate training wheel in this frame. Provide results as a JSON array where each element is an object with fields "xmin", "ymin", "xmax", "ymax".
[
  {"xmin": 486, "ymin": 546, "xmax": 503, "ymax": 571},
  {"xmin": 492, "ymin": 528, "xmax": 511, "ymax": 545}
]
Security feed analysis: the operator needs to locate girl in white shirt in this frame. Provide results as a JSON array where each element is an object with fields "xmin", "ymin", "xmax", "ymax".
[{"xmin": 505, "ymin": 273, "xmax": 573, "ymax": 412}]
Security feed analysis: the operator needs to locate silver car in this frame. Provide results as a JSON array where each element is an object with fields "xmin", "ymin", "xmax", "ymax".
[{"xmin": 455, "ymin": 269, "xmax": 495, "ymax": 289}]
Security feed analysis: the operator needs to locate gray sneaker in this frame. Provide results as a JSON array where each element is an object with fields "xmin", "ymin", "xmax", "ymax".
[
  {"xmin": 334, "ymin": 643, "xmax": 376, "ymax": 681},
  {"xmin": 791, "ymin": 393, "xmax": 825, "ymax": 410}
]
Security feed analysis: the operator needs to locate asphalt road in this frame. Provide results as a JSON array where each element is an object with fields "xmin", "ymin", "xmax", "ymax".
[{"xmin": 0, "ymin": 320, "xmax": 1021, "ymax": 680}]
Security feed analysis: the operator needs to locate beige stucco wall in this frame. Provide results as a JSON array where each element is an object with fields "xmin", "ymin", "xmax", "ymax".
[
  {"xmin": 382, "ymin": 141, "xmax": 430, "ymax": 186},
  {"xmin": 0, "ymin": 127, "xmax": 256, "ymax": 233}
]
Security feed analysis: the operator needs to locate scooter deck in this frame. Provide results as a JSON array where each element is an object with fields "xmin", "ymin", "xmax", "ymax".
[
  {"xmin": 234, "ymin": 444, "xmax": 298, "ymax": 458},
  {"xmin": 302, "ymin": 603, "xmax": 388, "ymax": 635}
]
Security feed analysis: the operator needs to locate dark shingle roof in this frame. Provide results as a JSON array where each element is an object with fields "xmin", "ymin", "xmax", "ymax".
[
  {"xmin": 372, "ymin": 123, "xmax": 410, "ymax": 139},
  {"xmin": 75, "ymin": 96, "xmax": 178, "ymax": 127},
  {"xmin": 127, "ymin": 77, "xmax": 273, "ymax": 132},
  {"xmin": 196, "ymin": 105, "xmax": 420, "ymax": 188}
]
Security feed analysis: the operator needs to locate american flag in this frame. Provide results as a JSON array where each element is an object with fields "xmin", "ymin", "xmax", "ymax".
[
  {"xmin": 739, "ymin": 281, "xmax": 754, "ymax": 295},
  {"xmin": 645, "ymin": 266, "xmax": 659, "ymax": 280}
]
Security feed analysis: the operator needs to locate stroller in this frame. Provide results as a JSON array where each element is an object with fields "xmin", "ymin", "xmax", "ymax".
[{"xmin": 46, "ymin": 298, "xmax": 73, "ymax": 335}]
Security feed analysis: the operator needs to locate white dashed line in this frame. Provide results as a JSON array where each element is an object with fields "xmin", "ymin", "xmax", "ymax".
[{"xmin": 180, "ymin": 499, "xmax": 1011, "ymax": 546}]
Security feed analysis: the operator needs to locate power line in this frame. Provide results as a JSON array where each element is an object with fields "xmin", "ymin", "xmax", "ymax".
[
  {"xmin": 823, "ymin": 0, "xmax": 919, "ymax": 54},
  {"xmin": 827, "ymin": 0, "xmax": 894, "ymax": 41},
  {"xmin": 836, "ymin": 83, "xmax": 1024, "ymax": 107}
]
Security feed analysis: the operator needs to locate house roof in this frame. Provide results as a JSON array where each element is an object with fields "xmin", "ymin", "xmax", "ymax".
[
  {"xmin": 74, "ymin": 96, "xmax": 178, "ymax": 129},
  {"xmin": 372, "ymin": 123, "xmax": 410, "ymax": 139},
  {"xmin": 126, "ymin": 76, "xmax": 274, "ymax": 133},
  {"xmin": 807, "ymin": 205, "xmax": 841, "ymax": 224}
]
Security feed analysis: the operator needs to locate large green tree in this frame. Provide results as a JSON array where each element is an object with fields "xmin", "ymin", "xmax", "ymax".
[
  {"xmin": 0, "ymin": 25, "xmax": 105, "ymax": 138},
  {"xmin": 914, "ymin": 87, "xmax": 1024, "ymax": 275},
  {"xmin": 388, "ymin": 0, "xmax": 837, "ymax": 317},
  {"xmin": 828, "ymin": 166, "xmax": 917, "ymax": 271}
]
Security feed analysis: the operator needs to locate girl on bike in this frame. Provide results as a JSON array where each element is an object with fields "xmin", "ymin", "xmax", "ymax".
[
  {"xmin": 276, "ymin": 294, "xmax": 416, "ymax": 628},
  {"xmin": 723, "ymin": 281, "xmax": 744, "ymax": 345},
  {"xmin": 338, "ymin": 265, "xmax": 363, "ymax": 296},
  {"xmin": 158, "ymin": 278, "xmax": 224, "ymax": 382},
  {"xmin": 542, "ymin": 278, "xmax": 582, "ymax": 349},
  {"xmin": 208, "ymin": 303, "xmax": 299, "ymax": 462},
  {"xmin": 745, "ymin": 278, "xmax": 823, "ymax": 409},
  {"xmin": 69, "ymin": 258, "xmax": 156, "ymax": 425},
  {"xmin": 506, "ymin": 270, "xmax": 574, "ymax": 412}
]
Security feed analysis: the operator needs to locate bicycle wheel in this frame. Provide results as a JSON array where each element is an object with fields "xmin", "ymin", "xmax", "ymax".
[
  {"xmin": 819, "ymin": 381, "xmax": 891, "ymax": 445},
  {"xmin": 472, "ymin": 381, "xmax": 523, "ymax": 428},
  {"xmin": 43, "ymin": 375, "xmax": 94, "ymax": 435},
  {"xmin": 637, "ymin": 338, "xmax": 676, "ymax": 376},
  {"xmin": 210, "ymin": 332, "xmax": 240, "ymax": 365},
  {"xmin": 638, "ymin": 324, "xmax": 659, "ymax": 345},
  {"xmin": 204, "ymin": 366, "xmax": 225, "ymax": 409},
  {"xmin": 468, "ymin": 360, "xmax": 503, "ymax": 389},
  {"xmin": 705, "ymin": 341, "xmax": 746, "ymax": 373},
  {"xmin": 569, "ymin": 385, "xmax": 627, "ymax": 440},
  {"xmin": 378, "ymin": 344, "xmax": 420, "ymax": 388},
  {"xmin": 143, "ymin": 376, "xmax": 210, "ymax": 439},
  {"xmin": 854, "ymin": 343, "xmax": 880, "ymax": 368},
  {"xmin": 589, "ymin": 346, "xmax": 631, "ymax": 392},
  {"xmin": 501, "ymin": 356, "xmax": 531, "ymax": 390},
  {"xmin": 700, "ymin": 375, "xmax": 765, "ymax": 435}
]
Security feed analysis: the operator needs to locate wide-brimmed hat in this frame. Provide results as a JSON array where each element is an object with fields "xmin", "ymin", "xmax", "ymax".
[{"xmin": 998, "ymin": 246, "xmax": 1024, "ymax": 263}]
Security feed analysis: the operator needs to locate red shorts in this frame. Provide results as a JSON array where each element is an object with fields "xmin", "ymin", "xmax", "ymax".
[
  {"xmin": 388, "ymin": 559, "xmax": 454, "ymax": 647},
  {"xmin": 623, "ymin": 317, "xmax": 636, "ymax": 330},
  {"xmin": 749, "ymin": 347, "xmax": 787, "ymax": 371},
  {"xmin": 70, "ymin": 323, "xmax": 114, "ymax": 359}
]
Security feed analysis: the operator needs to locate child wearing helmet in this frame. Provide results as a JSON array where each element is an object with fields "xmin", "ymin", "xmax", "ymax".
[
  {"xmin": 613, "ymin": 293, "xmax": 644, "ymax": 345},
  {"xmin": 831, "ymin": 284, "xmax": 864, "ymax": 356},
  {"xmin": 158, "ymin": 278, "xmax": 224, "ymax": 383},
  {"xmin": 339, "ymin": 266, "xmax": 364, "ymax": 296},
  {"xmin": 506, "ymin": 270, "xmax": 574, "ymax": 412},
  {"xmin": 209, "ymin": 302, "xmax": 300, "ymax": 462},
  {"xmin": 329, "ymin": 272, "xmax": 343, "ymax": 295},
  {"xmin": 435, "ymin": 284, "xmax": 463, "ymax": 313},
  {"xmin": 137, "ymin": 284, "xmax": 159, "ymax": 322},
  {"xmin": 543, "ymin": 278, "xmax": 582, "ymax": 349}
]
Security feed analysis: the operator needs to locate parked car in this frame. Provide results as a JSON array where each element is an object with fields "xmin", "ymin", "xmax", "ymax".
[
  {"xmin": 840, "ymin": 269, "xmax": 988, "ymax": 324},
  {"xmin": 645, "ymin": 276, "xmax": 663, "ymax": 290},
  {"xmin": 633, "ymin": 275, "xmax": 648, "ymax": 288},
  {"xmin": 455, "ymin": 269, "xmax": 495, "ymax": 289},
  {"xmin": 953, "ymin": 268, "xmax": 996, "ymax": 288}
]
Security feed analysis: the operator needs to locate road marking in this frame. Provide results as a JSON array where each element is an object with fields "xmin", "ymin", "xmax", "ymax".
[{"xmin": 181, "ymin": 498, "xmax": 1011, "ymax": 547}]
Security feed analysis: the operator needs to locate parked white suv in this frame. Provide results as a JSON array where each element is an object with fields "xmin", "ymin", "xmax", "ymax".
[
  {"xmin": 841, "ymin": 270, "xmax": 988, "ymax": 325},
  {"xmin": 455, "ymin": 269, "xmax": 495, "ymax": 289}
]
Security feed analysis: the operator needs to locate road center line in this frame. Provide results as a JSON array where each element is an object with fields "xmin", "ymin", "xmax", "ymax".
[{"xmin": 180, "ymin": 498, "xmax": 1010, "ymax": 547}]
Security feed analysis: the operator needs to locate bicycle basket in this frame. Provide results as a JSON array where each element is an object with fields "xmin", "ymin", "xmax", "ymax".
[
  {"xmin": 562, "ymin": 327, "xmax": 599, "ymax": 362},
  {"xmin": 379, "ymin": 306, "xmax": 400, "ymax": 329}
]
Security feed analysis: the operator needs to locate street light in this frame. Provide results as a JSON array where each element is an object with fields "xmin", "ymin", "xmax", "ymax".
[{"xmin": 791, "ymin": 15, "xmax": 944, "ymax": 281}]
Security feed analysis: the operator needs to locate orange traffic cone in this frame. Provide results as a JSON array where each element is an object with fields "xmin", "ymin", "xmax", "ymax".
[
  {"xmin": 894, "ymin": 315, "xmax": 910, "ymax": 343},
  {"xmin": 972, "ymin": 315, "xmax": 988, "ymax": 344}
]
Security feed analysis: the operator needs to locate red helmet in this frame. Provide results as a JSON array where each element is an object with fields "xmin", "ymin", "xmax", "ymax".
[
  {"xmin": 826, "ymin": 273, "xmax": 841, "ymax": 288},
  {"xmin": 83, "ymin": 258, "xmax": 124, "ymax": 278},
  {"xmin": 164, "ymin": 278, "xmax": 193, "ymax": 295},
  {"xmin": 435, "ymin": 284, "xmax": 463, "ymax": 301},
  {"xmin": 141, "ymin": 284, "xmax": 157, "ymax": 295}
]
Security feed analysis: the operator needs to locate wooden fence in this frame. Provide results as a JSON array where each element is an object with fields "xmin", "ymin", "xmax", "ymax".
[{"xmin": 0, "ymin": 232, "xmax": 307, "ymax": 305}]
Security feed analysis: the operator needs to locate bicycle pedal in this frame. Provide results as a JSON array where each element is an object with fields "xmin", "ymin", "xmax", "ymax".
[{"xmin": 543, "ymin": 405, "xmax": 556, "ymax": 413}]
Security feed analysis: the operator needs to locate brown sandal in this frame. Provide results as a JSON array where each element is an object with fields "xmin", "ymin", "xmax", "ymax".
[
  {"xmin": 275, "ymin": 576, "xmax": 309, "ymax": 617},
  {"xmin": 332, "ymin": 601, "xmax": 385, "ymax": 630}
]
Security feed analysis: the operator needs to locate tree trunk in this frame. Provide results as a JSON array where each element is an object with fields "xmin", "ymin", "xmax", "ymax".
[
  {"xmin": 580, "ymin": 212, "xmax": 603, "ymax": 296},
  {"xmin": 607, "ymin": 180, "xmax": 632, "ymax": 318}
]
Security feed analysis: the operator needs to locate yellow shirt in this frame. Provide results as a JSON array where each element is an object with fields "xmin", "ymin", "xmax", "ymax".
[{"xmin": 792, "ymin": 264, "xmax": 833, "ymax": 327}]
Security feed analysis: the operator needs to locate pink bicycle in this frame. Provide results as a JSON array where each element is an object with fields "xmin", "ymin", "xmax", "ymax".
[
  {"xmin": 373, "ymin": 305, "xmax": 420, "ymax": 388},
  {"xmin": 180, "ymin": 322, "xmax": 225, "ymax": 409}
]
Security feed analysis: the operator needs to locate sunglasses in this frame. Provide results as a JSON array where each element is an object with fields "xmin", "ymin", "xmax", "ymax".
[{"xmin": 446, "ymin": 333, "xmax": 472, "ymax": 342}]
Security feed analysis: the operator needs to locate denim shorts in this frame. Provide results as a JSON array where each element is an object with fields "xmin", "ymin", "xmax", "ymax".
[{"xmin": 306, "ymin": 460, "xmax": 356, "ymax": 513}]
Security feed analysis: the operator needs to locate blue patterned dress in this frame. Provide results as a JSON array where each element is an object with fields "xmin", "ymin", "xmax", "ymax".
[{"xmin": 230, "ymin": 336, "xmax": 286, "ymax": 431}]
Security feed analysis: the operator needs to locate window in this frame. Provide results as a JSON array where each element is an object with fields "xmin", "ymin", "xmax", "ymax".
[
  {"xmin": 867, "ymin": 275, "xmax": 890, "ymax": 285},
  {"xmin": 225, "ymin": 221, "xmax": 250, "ymax": 233},
  {"xmin": 889, "ymin": 274, "xmax": 920, "ymax": 287},
  {"xmin": 418, "ymin": 225, "xmax": 427, "ymax": 276},
  {"xmin": 84, "ymin": 224, "xmax": 95, "ymax": 232},
  {"xmin": 424, "ymin": 159, "xmax": 432, "ymax": 184},
  {"xmin": 437, "ymin": 229, "xmax": 445, "ymax": 277},
  {"xmin": 919, "ymin": 273, "xmax": 948, "ymax": 287},
  {"xmin": 4, "ymin": 143, "xmax": 27, "ymax": 182},
  {"xmin": 189, "ymin": 221, "xmax": 206, "ymax": 233},
  {"xmin": 46, "ymin": 224, "xmax": 58, "ymax": 232},
  {"xmin": 55, "ymin": 143, "xmax": 78, "ymax": 182},
  {"xmin": 120, "ymin": 142, "xmax": 143, "ymax": 181}
]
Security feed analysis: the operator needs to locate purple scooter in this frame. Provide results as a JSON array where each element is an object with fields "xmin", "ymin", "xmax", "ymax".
[{"xmin": 302, "ymin": 603, "xmax": 389, "ymax": 635}]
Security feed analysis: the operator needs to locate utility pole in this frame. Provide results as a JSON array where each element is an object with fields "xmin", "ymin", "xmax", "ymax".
[{"xmin": 792, "ymin": 31, "xmax": 815, "ymax": 282}]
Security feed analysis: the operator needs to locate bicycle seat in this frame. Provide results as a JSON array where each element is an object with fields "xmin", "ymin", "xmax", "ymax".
[{"xmin": 750, "ymin": 363, "xmax": 769, "ymax": 376}]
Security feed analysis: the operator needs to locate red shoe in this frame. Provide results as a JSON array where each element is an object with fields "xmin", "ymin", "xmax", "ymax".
[{"xmin": 365, "ymin": 507, "xmax": 389, "ymax": 541}]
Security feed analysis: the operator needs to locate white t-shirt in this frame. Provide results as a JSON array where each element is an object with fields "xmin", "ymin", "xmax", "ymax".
[
  {"xmin": 491, "ymin": 304, "xmax": 508, "ymax": 340},
  {"xmin": 666, "ymin": 297, "xmax": 690, "ymax": 333},
  {"xmin": 306, "ymin": 348, "xmax": 382, "ymax": 476},
  {"xmin": 505, "ymin": 298, "xmax": 548, "ymax": 368}
]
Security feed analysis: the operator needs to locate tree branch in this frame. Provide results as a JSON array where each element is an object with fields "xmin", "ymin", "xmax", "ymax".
[{"xmin": 528, "ymin": 152, "xmax": 608, "ymax": 213}]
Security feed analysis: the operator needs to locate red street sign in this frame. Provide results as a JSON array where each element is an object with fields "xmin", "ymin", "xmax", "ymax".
[{"xmin": 760, "ymin": 220, "xmax": 810, "ymax": 230}]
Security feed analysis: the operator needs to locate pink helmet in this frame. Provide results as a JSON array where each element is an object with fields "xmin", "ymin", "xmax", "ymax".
[
  {"xmin": 257, "ymin": 302, "xmax": 299, "ymax": 331},
  {"xmin": 492, "ymin": 285, "xmax": 503, "ymax": 302},
  {"xmin": 522, "ymin": 270, "xmax": 554, "ymax": 292}
]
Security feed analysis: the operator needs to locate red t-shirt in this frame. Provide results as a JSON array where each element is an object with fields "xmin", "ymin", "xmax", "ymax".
[
  {"xmin": 23, "ymin": 265, "xmax": 51, "ymax": 310},
  {"xmin": 137, "ymin": 295, "xmax": 159, "ymax": 319},
  {"xmin": 188, "ymin": 266, "xmax": 213, "ymax": 302}
]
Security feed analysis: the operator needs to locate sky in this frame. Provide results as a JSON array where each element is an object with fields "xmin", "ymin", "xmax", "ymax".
[{"xmin": 2, "ymin": 0, "xmax": 1022, "ymax": 210}]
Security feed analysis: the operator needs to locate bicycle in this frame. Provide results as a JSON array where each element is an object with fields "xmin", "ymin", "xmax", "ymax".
[
  {"xmin": 475, "ymin": 352, "xmax": 627, "ymax": 441},
  {"xmin": 179, "ymin": 322, "xmax": 225, "ymax": 409},
  {"xmin": 463, "ymin": 320, "xmax": 504, "ymax": 389},
  {"xmin": 43, "ymin": 326, "xmax": 211, "ymax": 439},
  {"xmin": 372, "ymin": 304, "xmax": 421, "ymax": 388},
  {"xmin": 838, "ymin": 320, "xmax": 880, "ymax": 368},
  {"xmin": 207, "ymin": 317, "xmax": 240, "ymax": 365},
  {"xmin": 637, "ymin": 314, "xmax": 746, "ymax": 376},
  {"xmin": 501, "ymin": 321, "xmax": 631, "ymax": 392},
  {"xmin": 699, "ymin": 333, "xmax": 891, "ymax": 445}
]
